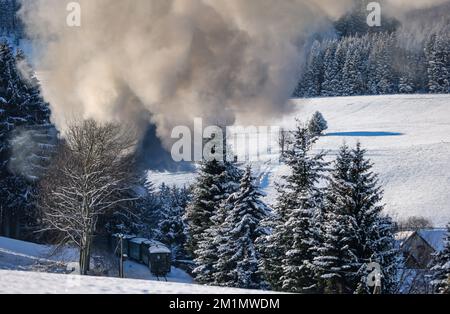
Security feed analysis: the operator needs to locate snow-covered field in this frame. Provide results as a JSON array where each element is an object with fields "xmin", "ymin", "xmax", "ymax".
[
  {"xmin": 0, "ymin": 236, "xmax": 78, "ymax": 272},
  {"xmin": 0, "ymin": 269, "xmax": 272, "ymax": 294},
  {"xmin": 0, "ymin": 236, "xmax": 192, "ymax": 283},
  {"xmin": 150, "ymin": 94, "xmax": 450, "ymax": 226},
  {"xmin": 0, "ymin": 236, "xmax": 271, "ymax": 294}
]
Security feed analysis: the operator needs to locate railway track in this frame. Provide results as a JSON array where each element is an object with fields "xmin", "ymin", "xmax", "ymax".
[{"xmin": 156, "ymin": 275, "xmax": 168, "ymax": 282}]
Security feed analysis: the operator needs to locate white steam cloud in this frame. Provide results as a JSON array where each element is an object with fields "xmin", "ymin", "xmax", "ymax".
[
  {"xmin": 19, "ymin": 0, "xmax": 447, "ymax": 146},
  {"xmin": 19, "ymin": 0, "xmax": 353, "ymax": 144}
]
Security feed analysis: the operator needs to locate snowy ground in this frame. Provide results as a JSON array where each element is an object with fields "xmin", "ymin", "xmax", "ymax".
[
  {"xmin": 0, "ymin": 236, "xmax": 193, "ymax": 288},
  {"xmin": 0, "ymin": 269, "xmax": 272, "ymax": 294},
  {"xmin": 150, "ymin": 94, "xmax": 450, "ymax": 226},
  {"xmin": 1, "ymin": 236, "xmax": 264, "ymax": 293},
  {"xmin": 0, "ymin": 236, "xmax": 78, "ymax": 273}
]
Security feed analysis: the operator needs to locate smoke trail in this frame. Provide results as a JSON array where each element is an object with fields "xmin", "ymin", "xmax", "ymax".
[
  {"xmin": 18, "ymin": 0, "xmax": 354, "ymax": 146},
  {"xmin": 20, "ymin": 0, "xmax": 447, "ymax": 148}
]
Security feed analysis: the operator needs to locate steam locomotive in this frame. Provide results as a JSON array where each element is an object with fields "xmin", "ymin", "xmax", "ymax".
[{"xmin": 111, "ymin": 234, "xmax": 171, "ymax": 276}]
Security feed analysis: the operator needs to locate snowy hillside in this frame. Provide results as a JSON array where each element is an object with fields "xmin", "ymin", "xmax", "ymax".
[
  {"xmin": 0, "ymin": 269, "xmax": 274, "ymax": 294},
  {"xmin": 0, "ymin": 236, "xmax": 193, "ymax": 283},
  {"xmin": 150, "ymin": 94, "xmax": 450, "ymax": 226},
  {"xmin": 0, "ymin": 236, "xmax": 77, "ymax": 272},
  {"xmin": 0, "ymin": 236, "xmax": 272, "ymax": 294}
]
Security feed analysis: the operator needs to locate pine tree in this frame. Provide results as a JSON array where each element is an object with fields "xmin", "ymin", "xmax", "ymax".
[
  {"xmin": 425, "ymin": 33, "xmax": 450, "ymax": 94},
  {"xmin": 313, "ymin": 144, "xmax": 357, "ymax": 293},
  {"xmin": 330, "ymin": 39, "xmax": 349, "ymax": 96},
  {"xmin": 368, "ymin": 34, "xmax": 397, "ymax": 95},
  {"xmin": 0, "ymin": 43, "xmax": 53, "ymax": 238},
  {"xmin": 187, "ymin": 155, "xmax": 242, "ymax": 284},
  {"xmin": 102, "ymin": 175, "xmax": 153, "ymax": 238},
  {"xmin": 156, "ymin": 184, "xmax": 190, "ymax": 261},
  {"xmin": 321, "ymin": 40, "xmax": 340, "ymax": 97},
  {"xmin": 213, "ymin": 166, "xmax": 271, "ymax": 289},
  {"xmin": 294, "ymin": 41, "xmax": 323, "ymax": 98},
  {"xmin": 185, "ymin": 159, "xmax": 240, "ymax": 253},
  {"xmin": 0, "ymin": 1, "xmax": 24, "ymax": 42},
  {"xmin": 315, "ymin": 143, "xmax": 400, "ymax": 294},
  {"xmin": 398, "ymin": 76, "xmax": 414, "ymax": 94},
  {"xmin": 397, "ymin": 49, "xmax": 418, "ymax": 94},
  {"xmin": 307, "ymin": 111, "xmax": 328, "ymax": 137},
  {"xmin": 260, "ymin": 122, "xmax": 328, "ymax": 292},
  {"xmin": 431, "ymin": 224, "xmax": 450, "ymax": 294},
  {"xmin": 342, "ymin": 42, "xmax": 365, "ymax": 96}
]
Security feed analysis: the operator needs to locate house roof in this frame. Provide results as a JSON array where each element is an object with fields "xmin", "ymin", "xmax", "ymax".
[
  {"xmin": 148, "ymin": 240, "xmax": 171, "ymax": 254},
  {"xmin": 395, "ymin": 231, "xmax": 415, "ymax": 246},
  {"xmin": 129, "ymin": 237, "xmax": 151, "ymax": 244},
  {"xmin": 417, "ymin": 229, "xmax": 448, "ymax": 252}
]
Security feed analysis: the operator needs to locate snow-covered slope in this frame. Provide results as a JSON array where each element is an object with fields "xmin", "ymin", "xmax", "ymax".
[
  {"xmin": 0, "ymin": 238, "xmax": 267, "ymax": 294},
  {"xmin": 0, "ymin": 236, "xmax": 193, "ymax": 284},
  {"xmin": 279, "ymin": 94, "xmax": 450, "ymax": 226},
  {"xmin": 0, "ymin": 235, "xmax": 275, "ymax": 294},
  {"xmin": 150, "ymin": 94, "xmax": 450, "ymax": 226},
  {"xmin": 0, "ymin": 269, "xmax": 272, "ymax": 294},
  {"xmin": 0, "ymin": 236, "xmax": 77, "ymax": 272}
]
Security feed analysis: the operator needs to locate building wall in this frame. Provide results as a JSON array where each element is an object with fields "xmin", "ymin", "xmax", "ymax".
[{"xmin": 402, "ymin": 234, "xmax": 436, "ymax": 269}]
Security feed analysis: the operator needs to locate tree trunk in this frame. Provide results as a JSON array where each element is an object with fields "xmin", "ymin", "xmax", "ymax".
[{"xmin": 79, "ymin": 234, "xmax": 92, "ymax": 275}]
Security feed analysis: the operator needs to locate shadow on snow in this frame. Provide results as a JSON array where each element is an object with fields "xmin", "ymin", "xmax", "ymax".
[{"xmin": 325, "ymin": 131, "xmax": 404, "ymax": 137}]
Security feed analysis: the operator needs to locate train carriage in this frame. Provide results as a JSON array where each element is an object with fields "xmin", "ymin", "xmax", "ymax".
[
  {"xmin": 128, "ymin": 238, "xmax": 148, "ymax": 262},
  {"xmin": 141, "ymin": 240, "xmax": 152, "ymax": 266},
  {"xmin": 148, "ymin": 241, "xmax": 171, "ymax": 276},
  {"xmin": 110, "ymin": 234, "xmax": 171, "ymax": 276}
]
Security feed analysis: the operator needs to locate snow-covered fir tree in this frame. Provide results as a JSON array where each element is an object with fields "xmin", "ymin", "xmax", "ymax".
[
  {"xmin": 369, "ymin": 34, "xmax": 397, "ymax": 95},
  {"xmin": 156, "ymin": 184, "xmax": 190, "ymax": 261},
  {"xmin": 307, "ymin": 111, "xmax": 328, "ymax": 137},
  {"xmin": 0, "ymin": 0, "xmax": 23, "ymax": 41},
  {"xmin": 314, "ymin": 143, "xmax": 400, "ymax": 294},
  {"xmin": 430, "ymin": 225, "xmax": 450, "ymax": 294},
  {"xmin": 191, "ymin": 161, "xmax": 242, "ymax": 284},
  {"xmin": 184, "ymin": 157, "xmax": 241, "ymax": 254},
  {"xmin": 103, "ymin": 175, "xmax": 154, "ymax": 236},
  {"xmin": 212, "ymin": 166, "xmax": 271, "ymax": 289},
  {"xmin": 398, "ymin": 76, "xmax": 414, "ymax": 94},
  {"xmin": 313, "ymin": 144, "xmax": 354, "ymax": 293},
  {"xmin": 397, "ymin": 48, "xmax": 418, "ymax": 94},
  {"xmin": 294, "ymin": 41, "xmax": 323, "ymax": 98},
  {"xmin": 341, "ymin": 43, "xmax": 365, "ymax": 96},
  {"xmin": 425, "ymin": 32, "xmax": 450, "ymax": 94},
  {"xmin": 186, "ymin": 138, "xmax": 242, "ymax": 284},
  {"xmin": 321, "ymin": 39, "xmax": 340, "ymax": 97},
  {"xmin": 296, "ymin": 24, "xmax": 450, "ymax": 98},
  {"xmin": 260, "ymin": 122, "xmax": 328, "ymax": 292},
  {"xmin": 0, "ymin": 43, "xmax": 53, "ymax": 238}
]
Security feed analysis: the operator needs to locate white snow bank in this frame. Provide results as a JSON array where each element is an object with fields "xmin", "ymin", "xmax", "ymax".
[{"xmin": 0, "ymin": 270, "xmax": 274, "ymax": 294}]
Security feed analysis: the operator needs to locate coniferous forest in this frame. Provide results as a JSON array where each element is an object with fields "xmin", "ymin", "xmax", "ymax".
[{"xmin": 294, "ymin": 2, "xmax": 450, "ymax": 97}]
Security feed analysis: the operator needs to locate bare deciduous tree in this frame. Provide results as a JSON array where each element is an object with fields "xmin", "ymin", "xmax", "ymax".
[
  {"xmin": 39, "ymin": 120, "xmax": 138, "ymax": 275},
  {"xmin": 398, "ymin": 216, "xmax": 434, "ymax": 231},
  {"xmin": 278, "ymin": 128, "xmax": 292, "ymax": 158}
]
